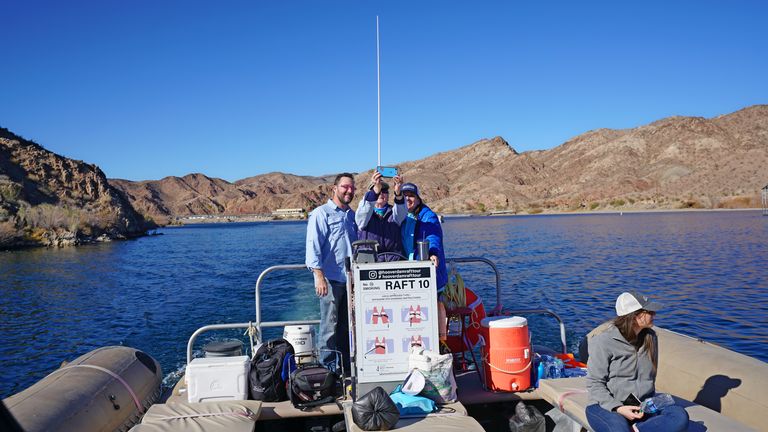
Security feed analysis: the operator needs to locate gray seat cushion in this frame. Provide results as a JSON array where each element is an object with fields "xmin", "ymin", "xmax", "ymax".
[{"xmin": 538, "ymin": 377, "xmax": 757, "ymax": 432}]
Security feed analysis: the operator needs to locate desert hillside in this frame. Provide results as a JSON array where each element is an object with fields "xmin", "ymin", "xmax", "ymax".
[
  {"xmin": 0, "ymin": 128, "xmax": 154, "ymax": 249},
  {"xmin": 111, "ymin": 105, "xmax": 768, "ymax": 221}
]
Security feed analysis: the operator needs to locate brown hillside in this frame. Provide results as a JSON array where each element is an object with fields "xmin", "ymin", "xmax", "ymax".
[
  {"xmin": 110, "ymin": 105, "xmax": 768, "ymax": 221},
  {"xmin": 0, "ymin": 128, "xmax": 154, "ymax": 249}
]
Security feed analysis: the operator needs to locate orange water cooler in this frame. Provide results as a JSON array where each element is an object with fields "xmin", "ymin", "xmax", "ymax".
[{"xmin": 480, "ymin": 316, "xmax": 532, "ymax": 392}]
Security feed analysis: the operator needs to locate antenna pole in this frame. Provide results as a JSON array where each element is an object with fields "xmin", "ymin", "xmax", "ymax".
[{"xmin": 376, "ymin": 15, "xmax": 381, "ymax": 167}]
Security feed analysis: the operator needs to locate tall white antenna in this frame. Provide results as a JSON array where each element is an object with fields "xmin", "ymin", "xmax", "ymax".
[{"xmin": 376, "ymin": 15, "xmax": 381, "ymax": 167}]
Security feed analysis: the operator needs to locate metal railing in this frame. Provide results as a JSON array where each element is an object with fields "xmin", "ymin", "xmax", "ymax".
[
  {"xmin": 446, "ymin": 257, "xmax": 568, "ymax": 354},
  {"xmin": 500, "ymin": 309, "xmax": 568, "ymax": 354},
  {"xmin": 446, "ymin": 257, "xmax": 502, "ymax": 313},
  {"xmin": 186, "ymin": 264, "xmax": 317, "ymax": 364},
  {"xmin": 186, "ymin": 257, "xmax": 569, "ymax": 364}
]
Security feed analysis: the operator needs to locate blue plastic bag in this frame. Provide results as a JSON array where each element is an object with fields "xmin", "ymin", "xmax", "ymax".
[{"xmin": 389, "ymin": 385, "xmax": 437, "ymax": 416}]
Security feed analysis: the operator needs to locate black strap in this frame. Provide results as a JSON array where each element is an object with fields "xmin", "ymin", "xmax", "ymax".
[{"xmin": 298, "ymin": 395, "xmax": 338, "ymax": 411}]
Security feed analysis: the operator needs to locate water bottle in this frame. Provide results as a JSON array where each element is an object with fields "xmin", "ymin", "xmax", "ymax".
[
  {"xmin": 546, "ymin": 357, "xmax": 564, "ymax": 379},
  {"xmin": 535, "ymin": 360, "xmax": 545, "ymax": 387},
  {"xmin": 640, "ymin": 393, "xmax": 675, "ymax": 414}
]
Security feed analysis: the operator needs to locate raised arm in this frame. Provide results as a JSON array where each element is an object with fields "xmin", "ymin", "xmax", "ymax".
[
  {"xmin": 356, "ymin": 170, "xmax": 383, "ymax": 229},
  {"xmin": 392, "ymin": 175, "xmax": 406, "ymax": 225}
]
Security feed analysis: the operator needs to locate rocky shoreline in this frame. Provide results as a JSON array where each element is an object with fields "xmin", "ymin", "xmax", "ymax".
[{"xmin": 1, "ymin": 128, "xmax": 155, "ymax": 251}]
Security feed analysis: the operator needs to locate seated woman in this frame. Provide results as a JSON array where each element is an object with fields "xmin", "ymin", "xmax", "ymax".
[{"xmin": 586, "ymin": 291, "xmax": 689, "ymax": 432}]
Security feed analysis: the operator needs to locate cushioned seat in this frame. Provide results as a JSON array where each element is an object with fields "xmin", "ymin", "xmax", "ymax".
[
  {"xmin": 128, "ymin": 400, "xmax": 262, "ymax": 432},
  {"xmin": 167, "ymin": 372, "xmax": 348, "ymax": 420},
  {"xmin": 538, "ymin": 377, "xmax": 757, "ymax": 432}
]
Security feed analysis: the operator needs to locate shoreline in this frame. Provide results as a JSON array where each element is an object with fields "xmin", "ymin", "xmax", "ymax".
[
  {"xmin": 485, "ymin": 207, "xmax": 763, "ymax": 217},
  {"xmin": 161, "ymin": 207, "xmax": 765, "ymax": 227},
  {"xmin": 444, "ymin": 207, "xmax": 763, "ymax": 218}
]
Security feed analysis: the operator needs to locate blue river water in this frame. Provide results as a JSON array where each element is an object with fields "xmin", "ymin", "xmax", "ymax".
[{"xmin": 1, "ymin": 210, "xmax": 767, "ymax": 399}]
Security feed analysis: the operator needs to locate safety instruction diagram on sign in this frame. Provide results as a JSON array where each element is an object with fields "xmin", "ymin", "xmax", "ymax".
[{"xmin": 353, "ymin": 260, "xmax": 438, "ymax": 383}]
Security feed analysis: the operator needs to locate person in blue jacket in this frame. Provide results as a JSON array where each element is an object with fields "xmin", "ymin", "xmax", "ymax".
[{"xmin": 400, "ymin": 183, "xmax": 447, "ymax": 293}]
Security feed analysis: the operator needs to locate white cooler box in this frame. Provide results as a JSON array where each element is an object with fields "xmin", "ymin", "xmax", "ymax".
[{"xmin": 185, "ymin": 355, "xmax": 250, "ymax": 403}]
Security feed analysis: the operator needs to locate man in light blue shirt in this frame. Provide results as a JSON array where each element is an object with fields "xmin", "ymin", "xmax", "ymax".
[{"xmin": 306, "ymin": 172, "xmax": 357, "ymax": 371}]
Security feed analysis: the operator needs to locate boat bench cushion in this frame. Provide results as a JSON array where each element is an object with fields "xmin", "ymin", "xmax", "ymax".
[
  {"xmin": 257, "ymin": 398, "xmax": 347, "ymax": 420},
  {"xmin": 343, "ymin": 401, "xmax": 483, "ymax": 432},
  {"xmin": 537, "ymin": 377, "xmax": 757, "ymax": 432},
  {"xmin": 128, "ymin": 400, "xmax": 262, "ymax": 432}
]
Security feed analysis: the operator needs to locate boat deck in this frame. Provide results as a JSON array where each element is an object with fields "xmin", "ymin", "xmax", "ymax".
[{"xmin": 165, "ymin": 369, "xmax": 545, "ymax": 421}]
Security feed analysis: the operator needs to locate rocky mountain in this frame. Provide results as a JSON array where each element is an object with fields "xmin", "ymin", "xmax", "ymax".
[
  {"xmin": 0, "ymin": 128, "xmax": 154, "ymax": 249},
  {"xmin": 399, "ymin": 104, "xmax": 768, "ymax": 213},
  {"xmin": 110, "ymin": 172, "xmax": 335, "ymax": 224},
  {"xmin": 111, "ymin": 105, "xmax": 768, "ymax": 221}
]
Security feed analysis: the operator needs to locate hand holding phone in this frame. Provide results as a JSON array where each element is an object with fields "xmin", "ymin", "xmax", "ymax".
[
  {"xmin": 376, "ymin": 166, "xmax": 398, "ymax": 178},
  {"xmin": 623, "ymin": 393, "xmax": 642, "ymax": 407},
  {"xmin": 617, "ymin": 393, "xmax": 644, "ymax": 420},
  {"xmin": 616, "ymin": 405, "xmax": 644, "ymax": 420}
]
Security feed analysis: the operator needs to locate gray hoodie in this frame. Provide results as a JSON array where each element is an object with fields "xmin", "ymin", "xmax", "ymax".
[{"xmin": 586, "ymin": 324, "xmax": 658, "ymax": 411}]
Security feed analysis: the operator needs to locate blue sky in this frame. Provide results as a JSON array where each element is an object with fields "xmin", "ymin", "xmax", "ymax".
[{"xmin": 1, "ymin": 1, "xmax": 766, "ymax": 181}]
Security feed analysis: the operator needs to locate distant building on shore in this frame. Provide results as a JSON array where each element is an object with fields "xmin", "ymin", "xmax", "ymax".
[{"xmin": 272, "ymin": 208, "xmax": 307, "ymax": 219}]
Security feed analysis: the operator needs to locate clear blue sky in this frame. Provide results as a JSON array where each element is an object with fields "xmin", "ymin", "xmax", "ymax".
[{"xmin": 2, "ymin": 1, "xmax": 766, "ymax": 181}]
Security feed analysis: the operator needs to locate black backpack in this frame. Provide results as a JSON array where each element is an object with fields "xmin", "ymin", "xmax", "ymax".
[
  {"xmin": 249, "ymin": 338, "xmax": 295, "ymax": 401},
  {"xmin": 289, "ymin": 362, "xmax": 342, "ymax": 410}
]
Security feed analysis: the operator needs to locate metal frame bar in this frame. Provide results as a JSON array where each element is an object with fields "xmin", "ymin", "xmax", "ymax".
[
  {"xmin": 446, "ymin": 257, "xmax": 502, "ymax": 313},
  {"xmin": 503, "ymin": 308, "xmax": 568, "ymax": 354},
  {"xmin": 762, "ymin": 185, "xmax": 768, "ymax": 216},
  {"xmin": 185, "ymin": 258, "xmax": 569, "ymax": 364},
  {"xmin": 186, "ymin": 264, "xmax": 318, "ymax": 364}
]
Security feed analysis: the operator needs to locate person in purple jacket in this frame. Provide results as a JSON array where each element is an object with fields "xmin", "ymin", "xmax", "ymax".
[{"xmin": 355, "ymin": 170, "xmax": 406, "ymax": 260}]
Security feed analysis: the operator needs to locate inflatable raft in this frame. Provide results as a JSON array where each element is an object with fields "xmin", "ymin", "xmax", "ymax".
[{"xmin": 4, "ymin": 346, "xmax": 162, "ymax": 432}]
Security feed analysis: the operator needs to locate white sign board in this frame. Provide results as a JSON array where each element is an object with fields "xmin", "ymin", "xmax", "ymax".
[{"xmin": 353, "ymin": 260, "xmax": 438, "ymax": 383}]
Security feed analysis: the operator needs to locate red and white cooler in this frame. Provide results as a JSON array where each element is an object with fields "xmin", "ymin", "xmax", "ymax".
[{"xmin": 480, "ymin": 316, "xmax": 532, "ymax": 392}]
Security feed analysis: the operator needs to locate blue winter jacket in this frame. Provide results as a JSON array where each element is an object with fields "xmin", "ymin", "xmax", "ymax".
[{"xmin": 401, "ymin": 204, "xmax": 447, "ymax": 292}]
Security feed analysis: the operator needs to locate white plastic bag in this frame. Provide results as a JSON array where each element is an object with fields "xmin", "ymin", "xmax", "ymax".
[{"xmin": 408, "ymin": 348, "xmax": 457, "ymax": 403}]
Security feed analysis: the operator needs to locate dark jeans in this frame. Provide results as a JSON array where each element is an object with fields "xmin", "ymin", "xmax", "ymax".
[
  {"xmin": 319, "ymin": 279, "xmax": 350, "ymax": 374},
  {"xmin": 586, "ymin": 403, "xmax": 689, "ymax": 432}
]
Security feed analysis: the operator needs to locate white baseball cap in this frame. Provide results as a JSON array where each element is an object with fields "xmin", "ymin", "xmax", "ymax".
[{"xmin": 615, "ymin": 291, "xmax": 662, "ymax": 316}]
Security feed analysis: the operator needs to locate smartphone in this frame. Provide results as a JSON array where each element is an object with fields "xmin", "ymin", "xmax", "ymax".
[
  {"xmin": 623, "ymin": 393, "xmax": 642, "ymax": 407},
  {"xmin": 376, "ymin": 166, "xmax": 399, "ymax": 178}
]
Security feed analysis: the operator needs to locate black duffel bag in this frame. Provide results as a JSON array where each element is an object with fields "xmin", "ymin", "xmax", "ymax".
[
  {"xmin": 289, "ymin": 362, "xmax": 342, "ymax": 410},
  {"xmin": 351, "ymin": 386, "xmax": 400, "ymax": 431}
]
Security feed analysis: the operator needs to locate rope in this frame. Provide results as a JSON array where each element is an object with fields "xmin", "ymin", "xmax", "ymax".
[
  {"xmin": 442, "ymin": 263, "xmax": 466, "ymax": 308},
  {"xmin": 481, "ymin": 353, "xmax": 532, "ymax": 375},
  {"xmin": 467, "ymin": 293, "xmax": 483, "ymax": 330},
  {"xmin": 557, "ymin": 389, "xmax": 588, "ymax": 412},
  {"xmin": 56, "ymin": 364, "xmax": 145, "ymax": 414},
  {"xmin": 484, "ymin": 359, "xmax": 532, "ymax": 375},
  {"xmin": 245, "ymin": 322, "xmax": 258, "ymax": 358},
  {"xmin": 155, "ymin": 408, "xmax": 257, "ymax": 421}
]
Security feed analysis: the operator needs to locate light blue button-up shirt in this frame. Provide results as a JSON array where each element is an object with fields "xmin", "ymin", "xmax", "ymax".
[{"xmin": 306, "ymin": 199, "xmax": 358, "ymax": 283}]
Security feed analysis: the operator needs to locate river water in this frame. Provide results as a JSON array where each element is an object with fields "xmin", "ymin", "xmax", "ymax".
[{"xmin": 1, "ymin": 210, "xmax": 767, "ymax": 398}]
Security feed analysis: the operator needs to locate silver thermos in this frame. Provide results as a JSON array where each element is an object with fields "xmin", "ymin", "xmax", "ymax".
[{"xmin": 417, "ymin": 241, "xmax": 430, "ymax": 261}]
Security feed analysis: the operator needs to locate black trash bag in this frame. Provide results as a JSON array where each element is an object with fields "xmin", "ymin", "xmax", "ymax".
[
  {"xmin": 508, "ymin": 401, "xmax": 545, "ymax": 432},
  {"xmin": 351, "ymin": 386, "xmax": 400, "ymax": 431}
]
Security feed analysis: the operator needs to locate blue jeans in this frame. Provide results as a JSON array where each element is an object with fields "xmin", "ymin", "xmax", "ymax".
[
  {"xmin": 319, "ymin": 280, "xmax": 350, "ymax": 374},
  {"xmin": 586, "ymin": 404, "xmax": 689, "ymax": 432}
]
